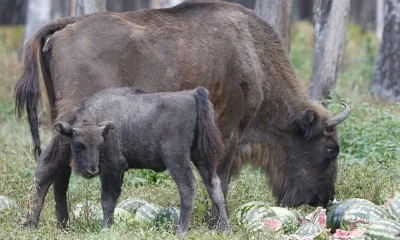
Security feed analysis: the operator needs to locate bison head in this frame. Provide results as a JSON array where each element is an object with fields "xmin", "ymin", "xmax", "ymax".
[
  {"xmin": 263, "ymin": 103, "xmax": 351, "ymax": 207},
  {"xmin": 54, "ymin": 121, "xmax": 115, "ymax": 179}
]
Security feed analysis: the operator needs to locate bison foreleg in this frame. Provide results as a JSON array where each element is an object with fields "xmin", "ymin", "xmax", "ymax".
[
  {"xmin": 100, "ymin": 171, "xmax": 123, "ymax": 228},
  {"xmin": 23, "ymin": 134, "xmax": 70, "ymax": 228},
  {"xmin": 53, "ymin": 165, "xmax": 72, "ymax": 228}
]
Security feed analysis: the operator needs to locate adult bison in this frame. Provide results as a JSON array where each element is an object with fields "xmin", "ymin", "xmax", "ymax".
[{"xmin": 15, "ymin": 2, "xmax": 350, "ymax": 229}]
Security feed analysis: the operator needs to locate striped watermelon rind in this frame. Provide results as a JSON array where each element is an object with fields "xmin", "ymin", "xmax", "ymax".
[
  {"xmin": 0, "ymin": 195, "xmax": 18, "ymax": 212},
  {"xmin": 365, "ymin": 218, "xmax": 400, "ymax": 240},
  {"xmin": 112, "ymin": 207, "xmax": 133, "ymax": 224},
  {"xmin": 73, "ymin": 201, "xmax": 102, "ymax": 219},
  {"xmin": 341, "ymin": 203, "xmax": 391, "ymax": 231},
  {"xmin": 270, "ymin": 207, "xmax": 299, "ymax": 233},
  {"xmin": 154, "ymin": 207, "xmax": 179, "ymax": 228},
  {"xmin": 135, "ymin": 203, "xmax": 162, "ymax": 222},
  {"xmin": 236, "ymin": 201, "xmax": 270, "ymax": 222},
  {"xmin": 295, "ymin": 222, "xmax": 327, "ymax": 239},
  {"xmin": 117, "ymin": 198, "xmax": 148, "ymax": 214},
  {"xmin": 382, "ymin": 193, "xmax": 400, "ymax": 222},
  {"xmin": 326, "ymin": 198, "xmax": 377, "ymax": 230}
]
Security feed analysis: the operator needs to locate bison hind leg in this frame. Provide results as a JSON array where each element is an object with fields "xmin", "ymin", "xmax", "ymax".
[
  {"xmin": 191, "ymin": 152, "xmax": 231, "ymax": 234},
  {"xmin": 163, "ymin": 151, "xmax": 196, "ymax": 236}
]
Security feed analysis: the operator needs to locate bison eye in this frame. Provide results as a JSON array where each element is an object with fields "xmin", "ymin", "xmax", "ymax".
[{"xmin": 326, "ymin": 147, "xmax": 337, "ymax": 160}]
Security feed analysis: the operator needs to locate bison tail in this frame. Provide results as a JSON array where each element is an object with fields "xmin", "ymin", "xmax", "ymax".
[
  {"xmin": 194, "ymin": 87, "xmax": 224, "ymax": 166},
  {"xmin": 14, "ymin": 17, "xmax": 78, "ymax": 160}
]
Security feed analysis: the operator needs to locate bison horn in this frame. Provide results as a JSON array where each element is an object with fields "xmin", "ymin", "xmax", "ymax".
[{"xmin": 325, "ymin": 102, "xmax": 351, "ymax": 129}]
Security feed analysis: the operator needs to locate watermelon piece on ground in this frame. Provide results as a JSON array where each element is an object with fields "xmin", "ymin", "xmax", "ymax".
[
  {"xmin": 154, "ymin": 207, "xmax": 179, "ymax": 229},
  {"xmin": 340, "ymin": 203, "xmax": 391, "ymax": 231},
  {"xmin": 117, "ymin": 198, "xmax": 148, "ymax": 214},
  {"xmin": 331, "ymin": 229, "xmax": 366, "ymax": 240},
  {"xmin": 0, "ymin": 195, "xmax": 18, "ymax": 212},
  {"xmin": 135, "ymin": 203, "xmax": 162, "ymax": 222},
  {"xmin": 73, "ymin": 201, "xmax": 102, "ymax": 219},
  {"xmin": 305, "ymin": 207, "xmax": 327, "ymax": 228},
  {"xmin": 112, "ymin": 207, "xmax": 133, "ymax": 224},
  {"xmin": 382, "ymin": 192, "xmax": 400, "ymax": 222},
  {"xmin": 365, "ymin": 218, "xmax": 400, "ymax": 240},
  {"xmin": 295, "ymin": 222, "xmax": 328, "ymax": 239},
  {"xmin": 326, "ymin": 198, "xmax": 376, "ymax": 231},
  {"xmin": 270, "ymin": 207, "xmax": 300, "ymax": 233}
]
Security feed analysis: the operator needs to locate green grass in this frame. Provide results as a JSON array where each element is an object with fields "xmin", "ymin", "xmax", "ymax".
[{"xmin": 1, "ymin": 22, "xmax": 400, "ymax": 239}]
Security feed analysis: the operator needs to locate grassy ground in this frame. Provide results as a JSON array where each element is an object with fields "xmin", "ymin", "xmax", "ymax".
[{"xmin": 1, "ymin": 22, "xmax": 400, "ymax": 239}]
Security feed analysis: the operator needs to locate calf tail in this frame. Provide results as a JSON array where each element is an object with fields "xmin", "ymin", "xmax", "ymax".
[
  {"xmin": 14, "ymin": 16, "xmax": 78, "ymax": 160},
  {"xmin": 194, "ymin": 87, "xmax": 224, "ymax": 166}
]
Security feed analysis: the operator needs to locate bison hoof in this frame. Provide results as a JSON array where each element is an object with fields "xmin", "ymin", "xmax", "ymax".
[{"xmin": 22, "ymin": 220, "xmax": 38, "ymax": 229}]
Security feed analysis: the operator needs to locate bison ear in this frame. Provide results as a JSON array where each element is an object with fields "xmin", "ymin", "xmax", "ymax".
[
  {"xmin": 295, "ymin": 109, "xmax": 319, "ymax": 139},
  {"xmin": 54, "ymin": 121, "xmax": 73, "ymax": 137},
  {"xmin": 98, "ymin": 121, "xmax": 115, "ymax": 136}
]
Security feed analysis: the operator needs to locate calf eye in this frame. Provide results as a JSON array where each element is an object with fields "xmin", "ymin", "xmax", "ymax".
[{"xmin": 74, "ymin": 142, "xmax": 85, "ymax": 150}]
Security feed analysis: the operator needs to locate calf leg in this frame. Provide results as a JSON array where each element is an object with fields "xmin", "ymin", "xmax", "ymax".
[
  {"xmin": 24, "ymin": 134, "xmax": 70, "ymax": 228},
  {"xmin": 210, "ymin": 135, "xmax": 238, "ymax": 229},
  {"xmin": 100, "ymin": 171, "xmax": 124, "ymax": 228},
  {"xmin": 53, "ymin": 164, "xmax": 72, "ymax": 228},
  {"xmin": 164, "ymin": 152, "xmax": 196, "ymax": 236},
  {"xmin": 192, "ymin": 159, "xmax": 230, "ymax": 233}
]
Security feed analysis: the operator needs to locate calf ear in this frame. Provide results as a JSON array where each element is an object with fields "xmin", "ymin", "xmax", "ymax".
[
  {"xmin": 54, "ymin": 121, "xmax": 73, "ymax": 137},
  {"xmin": 294, "ymin": 109, "xmax": 320, "ymax": 140},
  {"xmin": 98, "ymin": 121, "xmax": 115, "ymax": 136}
]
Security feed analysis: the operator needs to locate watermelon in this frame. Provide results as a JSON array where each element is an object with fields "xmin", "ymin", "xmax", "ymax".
[
  {"xmin": 295, "ymin": 222, "xmax": 328, "ymax": 240},
  {"xmin": 239, "ymin": 207, "xmax": 277, "ymax": 232},
  {"xmin": 73, "ymin": 201, "xmax": 102, "ymax": 219},
  {"xmin": 112, "ymin": 208, "xmax": 133, "ymax": 224},
  {"xmin": 382, "ymin": 193, "xmax": 400, "ymax": 222},
  {"xmin": 331, "ymin": 229, "xmax": 366, "ymax": 240},
  {"xmin": 237, "ymin": 201, "xmax": 276, "ymax": 224},
  {"xmin": 135, "ymin": 203, "xmax": 162, "ymax": 222},
  {"xmin": 154, "ymin": 207, "xmax": 179, "ymax": 229},
  {"xmin": 326, "ymin": 198, "xmax": 376, "ymax": 231},
  {"xmin": 291, "ymin": 209, "xmax": 304, "ymax": 223},
  {"xmin": 117, "ymin": 198, "xmax": 148, "ymax": 214},
  {"xmin": 0, "ymin": 195, "xmax": 18, "ymax": 211},
  {"xmin": 236, "ymin": 201, "xmax": 270, "ymax": 221},
  {"xmin": 341, "ymin": 203, "xmax": 391, "ymax": 231},
  {"xmin": 270, "ymin": 207, "xmax": 300, "ymax": 233},
  {"xmin": 305, "ymin": 207, "xmax": 327, "ymax": 228},
  {"xmin": 365, "ymin": 218, "xmax": 400, "ymax": 240}
]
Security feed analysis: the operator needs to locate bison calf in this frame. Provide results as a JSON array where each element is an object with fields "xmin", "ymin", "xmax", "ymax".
[{"xmin": 54, "ymin": 87, "xmax": 229, "ymax": 234}]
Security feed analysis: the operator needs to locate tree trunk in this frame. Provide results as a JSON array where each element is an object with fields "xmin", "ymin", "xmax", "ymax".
[
  {"xmin": 158, "ymin": 0, "xmax": 183, "ymax": 8},
  {"xmin": 350, "ymin": 0, "xmax": 376, "ymax": 31},
  {"xmin": 376, "ymin": 0, "xmax": 385, "ymax": 42},
  {"xmin": 23, "ymin": 0, "xmax": 51, "ymax": 47},
  {"xmin": 292, "ymin": 0, "xmax": 313, "ymax": 22},
  {"xmin": 254, "ymin": 0, "xmax": 292, "ymax": 53},
  {"xmin": 370, "ymin": 0, "xmax": 400, "ymax": 103},
  {"xmin": 51, "ymin": 0, "xmax": 70, "ymax": 20},
  {"xmin": 70, "ymin": 0, "xmax": 106, "ymax": 16},
  {"xmin": 308, "ymin": 0, "xmax": 350, "ymax": 101}
]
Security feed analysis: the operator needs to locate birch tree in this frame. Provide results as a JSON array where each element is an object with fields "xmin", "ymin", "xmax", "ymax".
[
  {"xmin": 308, "ymin": 0, "xmax": 350, "ymax": 101},
  {"xmin": 23, "ymin": 0, "xmax": 51, "ymax": 47},
  {"xmin": 254, "ymin": 0, "xmax": 292, "ymax": 52},
  {"xmin": 370, "ymin": 0, "xmax": 400, "ymax": 103},
  {"xmin": 70, "ymin": 0, "xmax": 107, "ymax": 16}
]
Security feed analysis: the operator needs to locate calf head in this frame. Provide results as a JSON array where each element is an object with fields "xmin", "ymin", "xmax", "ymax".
[
  {"xmin": 54, "ymin": 121, "xmax": 115, "ymax": 179},
  {"xmin": 269, "ymin": 103, "xmax": 350, "ymax": 207}
]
